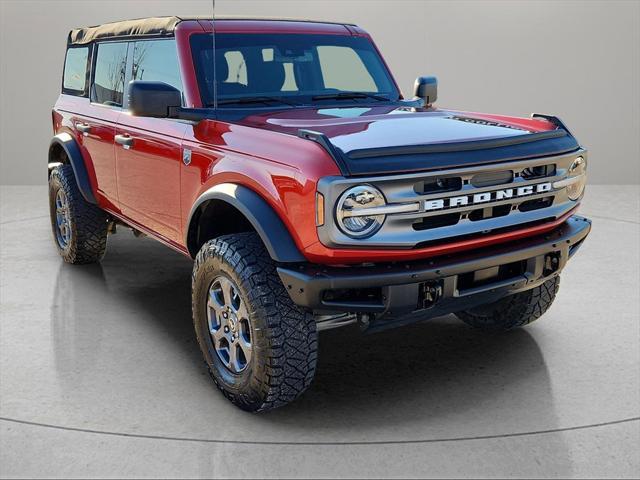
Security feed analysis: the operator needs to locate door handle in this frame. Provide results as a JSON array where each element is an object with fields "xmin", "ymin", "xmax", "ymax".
[
  {"xmin": 76, "ymin": 123, "xmax": 91, "ymax": 135},
  {"xmin": 115, "ymin": 134, "xmax": 133, "ymax": 149}
]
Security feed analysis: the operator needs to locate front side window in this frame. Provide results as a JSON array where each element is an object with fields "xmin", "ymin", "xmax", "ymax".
[
  {"xmin": 63, "ymin": 46, "xmax": 90, "ymax": 95},
  {"xmin": 132, "ymin": 40, "xmax": 183, "ymax": 97},
  {"xmin": 190, "ymin": 33, "xmax": 399, "ymax": 107},
  {"xmin": 92, "ymin": 42, "xmax": 128, "ymax": 107}
]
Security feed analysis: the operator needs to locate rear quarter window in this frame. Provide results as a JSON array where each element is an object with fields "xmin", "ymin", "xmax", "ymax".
[{"xmin": 62, "ymin": 46, "xmax": 90, "ymax": 96}]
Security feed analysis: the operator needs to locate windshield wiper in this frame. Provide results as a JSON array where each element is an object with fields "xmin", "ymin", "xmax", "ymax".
[
  {"xmin": 215, "ymin": 96, "xmax": 299, "ymax": 107},
  {"xmin": 311, "ymin": 91, "xmax": 389, "ymax": 102}
]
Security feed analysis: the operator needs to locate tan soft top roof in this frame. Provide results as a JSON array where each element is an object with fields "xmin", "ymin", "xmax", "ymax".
[{"xmin": 67, "ymin": 16, "xmax": 355, "ymax": 45}]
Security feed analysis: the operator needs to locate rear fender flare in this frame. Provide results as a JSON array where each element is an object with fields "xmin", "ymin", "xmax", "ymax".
[{"xmin": 48, "ymin": 133, "xmax": 97, "ymax": 204}]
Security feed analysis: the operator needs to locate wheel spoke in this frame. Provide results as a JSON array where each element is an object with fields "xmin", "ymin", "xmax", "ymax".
[
  {"xmin": 220, "ymin": 278, "xmax": 234, "ymax": 308},
  {"xmin": 237, "ymin": 338, "xmax": 251, "ymax": 366},
  {"xmin": 218, "ymin": 343, "xmax": 231, "ymax": 368},
  {"xmin": 236, "ymin": 303, "xmax": 250, "ymax": 322},
  {"xmin": 228, "ymin": 343, "xmax": 238, "ymax": 371},
  {"xmin": 208, "ymin": 284, "xmax": 225, "ymax": 311},
  {"xmin": 212, "ymin": 326, "xmax": 226, "ymax": 343}
]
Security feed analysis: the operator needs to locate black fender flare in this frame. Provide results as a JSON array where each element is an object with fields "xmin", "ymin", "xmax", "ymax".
[
  {"xmin": 48, "ymin": 133, "xmax": 97, "ymax": 204},
  {"xmin": 187, "ymin": 183, "xmax": 306, "ymax": 263}
]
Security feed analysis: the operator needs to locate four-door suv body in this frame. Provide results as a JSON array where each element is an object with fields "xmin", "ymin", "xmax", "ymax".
[{"xmin": 49, "ymin": 16, "xmax": 591, "ymax": 411}]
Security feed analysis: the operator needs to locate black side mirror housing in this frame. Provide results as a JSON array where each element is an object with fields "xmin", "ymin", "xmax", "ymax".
[
  {"xmin": 413, "ymin": 76, "xmax": 438, "ymax": 106},
  {"xmin": 128, "ymin": 81, "xmax": 181, "ymax": 118}
]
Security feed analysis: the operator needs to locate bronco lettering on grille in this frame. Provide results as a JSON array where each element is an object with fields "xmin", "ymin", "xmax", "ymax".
[{"xmin": 424, "ymin": 182, "xmax": 552, "ymax": 211}]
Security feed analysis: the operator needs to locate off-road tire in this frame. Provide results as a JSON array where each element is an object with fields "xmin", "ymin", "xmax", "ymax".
[
  {"xmin": 192, "ymin": 232, "xmax": 318, "ymax": 412},
  {"xmin": 48, "ymin": 165, "xmax": 108, "ymax": 264},
  {"xmin": 456, "ymin": 277, "xmax": 560, "ymax": 331}
]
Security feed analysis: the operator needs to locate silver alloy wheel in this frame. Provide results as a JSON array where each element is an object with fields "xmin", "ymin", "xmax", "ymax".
[
  {"xmin": 55, "ymin": 189, "xmax": 72, "ymax": 249},
  {"xmin": 206, "ymin": 275, "xmax": 252, "ymax": 374}
]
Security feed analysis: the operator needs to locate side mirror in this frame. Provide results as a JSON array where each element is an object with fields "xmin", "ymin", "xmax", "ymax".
[
  {"xmin": 413, "ymin": 76, "xmax": 438, "ymax": 106},
  {"xmin": 128, "ymin": 81, "xmax": 181, "ymax": 118}
]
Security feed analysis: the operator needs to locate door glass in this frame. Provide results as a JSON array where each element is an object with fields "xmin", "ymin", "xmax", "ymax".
[
  {"xmin": 93, "ymin": 42, "xmax": 129, "ymax": 107},
  {"xmin": 132, "ymin": 40, "xmax": 183, "ymax": 98}
]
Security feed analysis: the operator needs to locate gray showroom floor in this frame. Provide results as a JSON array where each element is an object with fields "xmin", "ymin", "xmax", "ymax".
[{"xmin": 0, "ymin": 185, "xmax": 639, "ymax": 479}]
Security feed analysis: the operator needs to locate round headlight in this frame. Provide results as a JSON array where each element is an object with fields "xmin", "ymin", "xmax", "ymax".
[
  {"xmin": 566, "ymin": 156, "xmax": 587, "ymax": 200},
  {"xmin": 336, "ymin": 185, "xmax": 386, "ymax": 238}
]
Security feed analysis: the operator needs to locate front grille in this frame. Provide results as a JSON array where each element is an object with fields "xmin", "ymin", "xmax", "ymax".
[{"xmin": 317, "ymin": 150, "xmax": 584, "ymax": 249}]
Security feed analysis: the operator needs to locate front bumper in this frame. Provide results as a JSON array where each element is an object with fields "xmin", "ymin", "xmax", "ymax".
[{"xmin": 278, "ymin": 215, "xmax": 591, "ymax": 330}]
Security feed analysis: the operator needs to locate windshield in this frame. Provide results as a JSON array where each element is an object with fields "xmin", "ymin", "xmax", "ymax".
[{"xmin": 190, "ymin": 33, "xmax": 400, "ymax": 108}]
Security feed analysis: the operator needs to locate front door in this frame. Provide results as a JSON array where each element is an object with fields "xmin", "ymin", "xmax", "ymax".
[{"xmin": 114, "ymin": 39, "xmax": 187, "ymax": 245}]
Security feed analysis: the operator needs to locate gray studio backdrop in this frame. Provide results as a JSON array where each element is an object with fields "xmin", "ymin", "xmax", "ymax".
[{"xmin": 0, "ymin": 0, "xmax": 638, "ymax": 185}]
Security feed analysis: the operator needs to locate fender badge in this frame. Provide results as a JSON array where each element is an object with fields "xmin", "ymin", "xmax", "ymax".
[{"xmin": 182, "ymin": 148, "xmax": 192, "ymax": 166}]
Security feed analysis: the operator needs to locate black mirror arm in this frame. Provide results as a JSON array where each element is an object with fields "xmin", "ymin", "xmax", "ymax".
[{"xmin": 167, "ymin": 106, "xmax": 212, "ymax": 122}]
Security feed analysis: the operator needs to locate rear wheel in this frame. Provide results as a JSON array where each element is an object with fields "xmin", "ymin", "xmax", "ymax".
[
  {"xmin": 192, "ymin": 232, "xmax": 317, "ymax": 412},
  {"xmin": 48, "ymin": 165, "xmax": 108, "ymax": 264},
  {"xmin": 456, "ymin": 277, "xmax": 560, "ymax": 331}
]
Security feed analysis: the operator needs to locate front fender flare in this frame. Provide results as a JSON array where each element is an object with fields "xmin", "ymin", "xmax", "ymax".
[
  {"xmin": 187, "ymin": 183, "xmax": 306, "ymax": 263},
  {"xmin": 49, "ymin": 133, "xmax": 97, "ymax": 204}
]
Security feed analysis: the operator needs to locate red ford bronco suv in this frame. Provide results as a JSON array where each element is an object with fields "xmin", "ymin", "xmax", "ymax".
[{"xmin": 49, "ymin": 16, "xmax": 591, "ymax": 411}]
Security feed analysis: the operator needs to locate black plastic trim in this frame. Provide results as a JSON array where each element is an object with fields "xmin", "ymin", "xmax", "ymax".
[
  {"xmin": 187, "ymin": 183, "xmax": 305, "ymax": 263},
  {"xmin": 343, "ymin": 133, "xmax": 580, "ymax": 176},
  {"xmin": 347, "ymin": 130, "xmax": 567, "ymax": 159},
  {"xmin": 278, "ymin": 215, "xmax": 591, "ymax": 312},
  {"xmin": 49, "ymin": 134, "xmax": 97, "ymax": 204},
  {"xmin": 532, "ymin": 113, "xmax": 577, "ymax": 140},
  {"xmin": 297, "ymin": 129, "xmax": 350, "ymax": 175}
]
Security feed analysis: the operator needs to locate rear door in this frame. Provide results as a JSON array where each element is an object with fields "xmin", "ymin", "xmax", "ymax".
[
  {"xmin": 75, "ymin": 41, "xmax": 130, "ymax": 211},
  {"xmin": 114, "ymin": 39, "xmax": 187, "ymax": 244}
]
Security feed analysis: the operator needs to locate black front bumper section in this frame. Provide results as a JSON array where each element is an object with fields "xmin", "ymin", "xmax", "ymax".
[{"xmin": 278, "ymin": 215, "xmax": 591, "ymax": 331}]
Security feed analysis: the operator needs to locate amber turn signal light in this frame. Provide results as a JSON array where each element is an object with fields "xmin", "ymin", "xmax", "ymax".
[{"xmin": 316, "ymin": 192, "xmax": 325, "ymax": 226}]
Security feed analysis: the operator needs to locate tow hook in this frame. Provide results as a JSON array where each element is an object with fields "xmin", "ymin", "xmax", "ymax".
[
  {"xmin": 358, "ymin": 313, "xmax": 371, "ymax": 330},
  {"xmin": 419, "ymin": 281, "xmax": 443, "ymax": 309}
]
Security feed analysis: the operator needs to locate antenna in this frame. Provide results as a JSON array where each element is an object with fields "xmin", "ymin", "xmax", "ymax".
[{"xmin": 212, "ymin": 0, "xmax": 217, "ymax": 110}]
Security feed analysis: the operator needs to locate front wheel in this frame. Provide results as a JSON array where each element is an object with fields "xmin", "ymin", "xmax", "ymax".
[
  {"xmin": 191, "ymin": 232, "xmax": 317, "ymax": 412},
  {"xmin": 455, "ymin": 277, "xmax": 560, "ymax": 331}
]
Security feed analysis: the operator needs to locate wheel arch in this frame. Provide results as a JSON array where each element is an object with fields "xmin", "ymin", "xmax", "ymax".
[
  {"xmin": 186, "ymin": 183, "xmax": 305, "ymax": 263},
  {"xmin": 48, "ymin": 133, "xmax": 97, "ymax": 204}
]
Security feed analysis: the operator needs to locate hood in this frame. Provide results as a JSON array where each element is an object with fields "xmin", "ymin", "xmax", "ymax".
[{"xmin": 240, "ymin": 106, "xmax": 580, "ymax": 176}]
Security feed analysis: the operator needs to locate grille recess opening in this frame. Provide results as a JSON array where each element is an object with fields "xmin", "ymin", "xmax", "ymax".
[
  {"xmin": 413, "ymin": 213, "xmax": 460, "ymax": 231},
  {"xmin": 414, "ymin": 177, "xmax": 462, "ymax": 195},
  {"xmin": 470, "ymin": 170, "xmax": 513, "ymax": 187},
  {"xmin": 519, "ymin": 196, "xmax": 554, "ymax": 212},
  {"xmin": 468, "ymin": 204, "xmax": 512, "ymax": 221},
  {"xmin": 521, "ymin": 164, "xmax": 556, "ymax": 180}
]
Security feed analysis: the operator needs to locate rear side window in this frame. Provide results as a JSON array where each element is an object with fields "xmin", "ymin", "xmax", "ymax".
[
  {"xmin": 132, "ymin": 40, "xmax": 183, "ymax": 98},
  {"xmin": 92, "ymin": 42, "xmax": 129, "ymax": 107},
  {"xmin": 62, "ymin": 47, "xmax": 90, "ymax": 95}
]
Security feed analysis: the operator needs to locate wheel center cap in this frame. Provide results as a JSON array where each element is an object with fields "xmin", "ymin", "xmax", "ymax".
[{"xmin": 228, "ymin": 316, "xmax": 237, "ymax": 332}]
